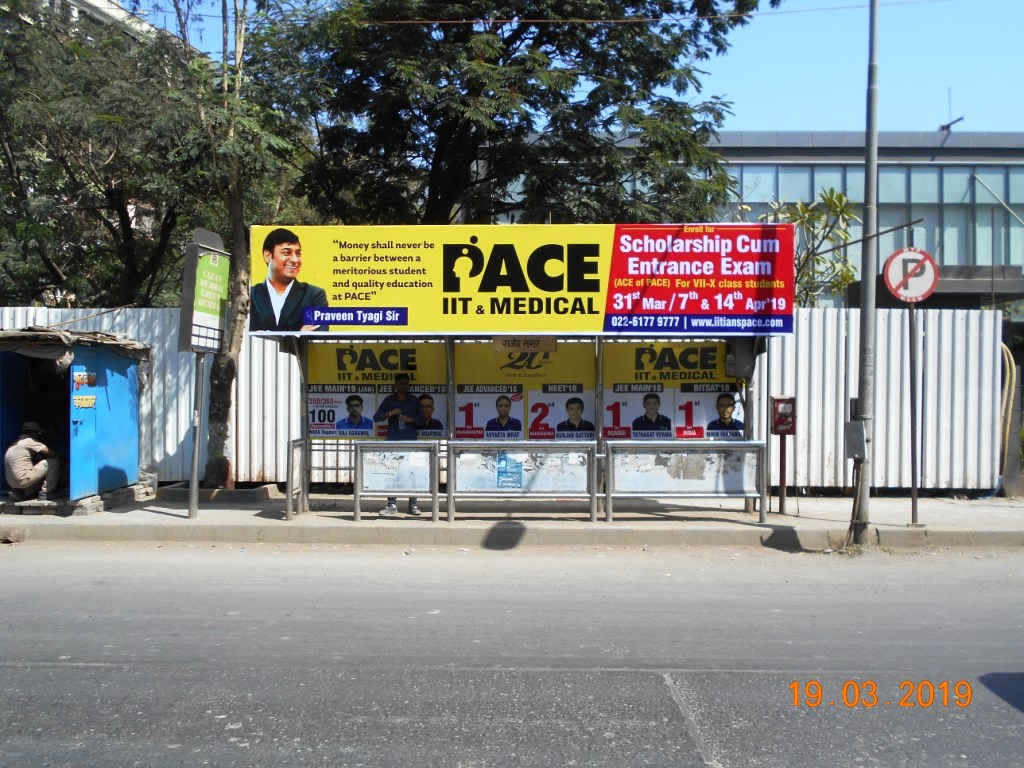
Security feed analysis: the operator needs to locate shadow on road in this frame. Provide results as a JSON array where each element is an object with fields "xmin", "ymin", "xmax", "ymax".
[
  {"xmin": 760, "ymin": 526, "xmax": 807, "ymax": 552},
  {"xmin": 979, "ymin": 672, "xmax": 1024, "ymax": 713},
  {"xmin": 481, "ymin": 521, "xmax": 527, "ymax": 550}
]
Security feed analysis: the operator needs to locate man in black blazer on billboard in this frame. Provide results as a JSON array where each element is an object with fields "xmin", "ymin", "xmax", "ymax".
[{"xmin": 250, "ymin": 228, "xmax": 328, "ymax": 332}]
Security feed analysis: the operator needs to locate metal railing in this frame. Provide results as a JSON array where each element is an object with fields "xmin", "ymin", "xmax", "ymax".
[
  {"xmin": 353, "ymin": 441, "xmax": 441, "ymax": 521},
  {"xmin": 287, "ymin": 438, "xmax": 769, "ymax": 523},
  {"xmin": 446, "ymin": 440, "xmax": 599, "ymax": 521},
  {"xmin": 604, "ymin": 439, "xmax": 768, "ymax": 522}
]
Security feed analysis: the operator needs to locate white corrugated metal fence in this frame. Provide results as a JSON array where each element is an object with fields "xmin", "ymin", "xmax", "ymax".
[{"xmin": 0, "ymin": 307, "xmax": 1004, "ymax": 490}]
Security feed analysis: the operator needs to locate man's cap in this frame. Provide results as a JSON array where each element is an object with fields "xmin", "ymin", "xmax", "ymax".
[{"xmin": 22, "ymin": 421, "xmax": 42, "ymax": 433}]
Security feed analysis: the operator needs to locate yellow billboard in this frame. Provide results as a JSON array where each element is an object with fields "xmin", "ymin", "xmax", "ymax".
[{"xmin": 249, "ymin": 224, "xmax": 795, "ymax": 337}]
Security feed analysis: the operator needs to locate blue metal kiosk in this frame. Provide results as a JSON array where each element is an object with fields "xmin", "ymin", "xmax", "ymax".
[{"xmin": 0, "ymin": 327, "xmax": 150, "ymax": 501}]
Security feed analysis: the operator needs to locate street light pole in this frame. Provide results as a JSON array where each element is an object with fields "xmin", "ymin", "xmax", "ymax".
[{"xmin": 854, "ymin": 0, "xmax": 880, "ymax": 545}]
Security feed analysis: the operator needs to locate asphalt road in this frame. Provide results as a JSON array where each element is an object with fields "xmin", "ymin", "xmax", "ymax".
[{"xmin": 1, "ymin": 542, "xmax": 1022, "ymax": 767}]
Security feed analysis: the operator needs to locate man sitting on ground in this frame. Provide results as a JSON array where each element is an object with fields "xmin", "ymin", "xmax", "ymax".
[{"xmin": 4, "ymin": 422, "xmax": 61, "ymax": 501}]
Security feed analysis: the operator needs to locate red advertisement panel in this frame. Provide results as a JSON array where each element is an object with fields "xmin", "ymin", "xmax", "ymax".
[{"xmin": 604, "ymin": 223, "xmax": 795, "ymax": 335}]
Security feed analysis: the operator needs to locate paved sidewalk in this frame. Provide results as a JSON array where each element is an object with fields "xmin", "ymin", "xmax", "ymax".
[{"xmin": 2, "ymin": 488, "xmax": 1024, "ymax": 550}]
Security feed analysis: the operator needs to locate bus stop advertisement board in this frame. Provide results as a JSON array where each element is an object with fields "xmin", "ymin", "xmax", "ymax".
[
  {"xmin": 248, "ymin": 223, "xmax": 795, "ymax": 338},
  {"xmin": 256, "ymin": 223, "xmax": 793, "ymax": 519}
]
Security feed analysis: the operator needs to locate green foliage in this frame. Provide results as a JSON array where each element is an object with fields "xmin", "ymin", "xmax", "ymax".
[
  {"xmin": 246, "ymin": 0, "xmax": 780, "ymax": 225},
  {"xmin": 0, "ymin": 4, "xmax": 221, "ymax": 306},
  {"xmin": 761, "ymin": 188, "xmax": 861, "ymax": 307},
  {"xmin": 166, "ymin": 0, "xmax": 321, "ymax": 488},
  {"xmin": 0, "ymin": 0, "xmax": 308, "ymax": 309}
]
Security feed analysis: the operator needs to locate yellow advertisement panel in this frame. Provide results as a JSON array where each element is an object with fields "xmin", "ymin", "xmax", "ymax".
[
  {"xmin": 303, "ymin": 340, "xmax": 740, "ymax": 441},
  {"xmin": 306, "ymin": 343, "xmax": 447, "ymax": 439},
  {"xmin": 452, "ymin": 342, "xmax": 597, "ymax": 440},
  {"xmin": 601, "ymin": 342, "xmax": 743, "ymax": 439},
  {"xmin": 249, "ymin": 224, "xmax": 795, "ymax": 337}
]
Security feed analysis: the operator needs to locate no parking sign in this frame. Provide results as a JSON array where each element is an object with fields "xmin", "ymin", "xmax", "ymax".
[
  {"xmin": 882, "ymin": 246, "xmax": 938, "ymax": 526},
  {"xmin": 883, "ymin": 247, "xmax": 939, "ymax": 303}
]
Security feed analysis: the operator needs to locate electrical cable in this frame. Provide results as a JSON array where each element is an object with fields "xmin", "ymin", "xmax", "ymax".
[
  {"xmin": 134, "ymin": 0, "xmax": 961, "ymax": 28},
  {"xmin": 999, "ymin": 342, "xmax": 1015, "ymax": 476}
]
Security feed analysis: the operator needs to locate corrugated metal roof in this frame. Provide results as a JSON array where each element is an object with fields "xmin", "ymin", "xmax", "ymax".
[{"xmin": 0, "ymin": 326, "xmax": 150, "ymax": 359}]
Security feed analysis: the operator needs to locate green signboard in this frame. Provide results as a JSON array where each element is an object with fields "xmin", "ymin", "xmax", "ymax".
[{"xmin": 179, "ymin": 241, "xmax": 231, "ymax": 353}]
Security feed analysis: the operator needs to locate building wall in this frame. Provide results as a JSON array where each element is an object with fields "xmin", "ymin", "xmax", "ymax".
[{"xmin": 714, "ymin": 131, "xmax": 1024, "ymax": 284}]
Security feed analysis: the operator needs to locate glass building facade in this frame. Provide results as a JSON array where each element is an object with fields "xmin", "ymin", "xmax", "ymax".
[{"xmin": 713, "ymin": 131, "xmax": 1024, "ymax": 296}]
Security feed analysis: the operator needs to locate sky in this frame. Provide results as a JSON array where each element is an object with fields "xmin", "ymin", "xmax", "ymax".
[
  {"xmin": 139, "ymin": 0, "xmax": 1022, "ymax": 134},
  {"xmin": 701, "ymin": 0, "xmax": 1024, "ymax": 132}
]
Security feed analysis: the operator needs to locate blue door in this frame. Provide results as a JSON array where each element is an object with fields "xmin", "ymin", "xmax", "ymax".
[
  {"xmin": 94, "ymin": 347, "xmax": 139, "ymax": 492},
  {"xmin": 68, "ymin": 348, "xmax": 98, "ymax": 499}
]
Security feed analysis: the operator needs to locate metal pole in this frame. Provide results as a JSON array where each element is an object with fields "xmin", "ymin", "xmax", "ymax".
[
  {"xmin": 296, "ymin": 338, "xmax": 310, "ymax": 517},
  {"xmin": 855, "ymin": 0, "xmax": 880, "ymax": 545},
  {"xmin": 909, "ymin": 302, "xmax": 920, "ymax": 525},
  {"xmin": 754, "ymin": 379, "xmax": 767, "ymax": 524},
  {"xmin": 744, "ymin": 378, "xmax": 756, "ymax": 517},
  {"xmin": 188, "ymin": 352, "xmax": 206, "ymax": 519},
  {"xmin": 353, "ymin": 443, "xmax": 362, "ymax": 522},
  {"xmin": 605, "ymin": 442, "xmax": 615, "ymax": 523},
  {"xmin": 589, "ymin": 443, "xmax": 598, "ymax": 523},
  {"xmin": 765, "ymin": 338, "xmax": 773, "ymax": 518},
  {"xmin": 430, "ymin": 442, "xmax": 440, "ymax": 522},
  {"xmin": 779, "ymin": 433, "xmax": 787, "ymax": 517},
  {"xmin": 286, "ymin": 439, "xmax": 295, "ymax": 521},
  {"xmin": 446, "ymin": 336, "xmax": 456, "ymax": 522},
  {"xmin": 760, "ymin": 443, "xmax": 768, "ymax": 524},
  {"xmin": 598, "ymin": 342, "xmax": 610, "ymax": 528}
]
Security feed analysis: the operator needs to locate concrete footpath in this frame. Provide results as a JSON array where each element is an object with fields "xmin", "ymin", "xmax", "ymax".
[{"xmin": 3, "ymin": 486, "xmax": 1024, "ymax": 550}]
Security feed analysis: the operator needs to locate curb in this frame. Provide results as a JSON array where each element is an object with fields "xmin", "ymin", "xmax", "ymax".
[
  {"xmin": 876, "ymin": 528, "xmax": 1024, "ymax": 548},
  {"xmin": 0, "ymin": 519, "xmax": 879, "ymax": 551},
  {"xmin": 3, "ymin": 501, "xmax": 1022, "ymax": 550}
]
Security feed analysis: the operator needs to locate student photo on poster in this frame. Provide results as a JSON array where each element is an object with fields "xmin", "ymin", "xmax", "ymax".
[
  {"xmin": 484, "ymin": 394, "xmax": 523, "ymax": 438},
  {"xmin": 416, "ymin": 393, "xmax": 445, "ymax": 438},
  {"xmin": 706, "ymin": 392, "xmax": 744, "ymax": 438},
  {"xmin": 631, "ymin": 391, "xmax": 672, "ymax": 437},
  {"xmin": 555, "ymin": 396, "xmax": 596, "ymax": 438},
  {"xmin": 334, "ymin": 394, "xmax": 374, "ymax": 436}
]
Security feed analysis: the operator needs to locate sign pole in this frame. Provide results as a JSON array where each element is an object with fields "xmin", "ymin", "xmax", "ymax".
[
  {"xmin": 882, "ymin": 246, "xmax": 938, "ymax": 527},
  {"xmin": 908, "ymin": 301, "xmax": 919, "ymax": 526},
  {"xmin": 177, "ymin": 229, "xmax": 231, "ymax": 520},
  {"xmin": 779, "ymin": 428, "xmax": 788, "ymax": 517},
  {"xmin": 189, "ymin": 352, "xmax": 206, "ymax": 520}
]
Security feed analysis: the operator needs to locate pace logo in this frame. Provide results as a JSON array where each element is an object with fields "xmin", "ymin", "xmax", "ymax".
[
  {"xmin": 335, "ymin": 347, "xmax": 417, "ymax": 372},
  {"xmin": 442, "ymin": 237, "xmax": 601, "ymax": 293},
  {"xmin": 634, "ymin": 345, "xmax": 719, "ymax": 372}
]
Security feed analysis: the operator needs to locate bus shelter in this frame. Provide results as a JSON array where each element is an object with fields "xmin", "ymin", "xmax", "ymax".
[{"xmin": 250, "ymin": 223, "xmax": 794, "ymax": 522}]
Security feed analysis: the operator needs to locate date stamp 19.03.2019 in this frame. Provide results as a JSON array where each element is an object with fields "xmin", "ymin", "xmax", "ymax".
[{"xmin": 789, "ymin": 680, "xmax": 973, "ymax": 709}]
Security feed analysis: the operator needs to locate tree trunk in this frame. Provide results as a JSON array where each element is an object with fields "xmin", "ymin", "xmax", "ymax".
[{"xmin": 202, "ymin": 187, "xmax": 249, "ymax": 488}]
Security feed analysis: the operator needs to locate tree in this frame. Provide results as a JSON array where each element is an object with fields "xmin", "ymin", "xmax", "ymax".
[
  {"xmin": 0, "ymin": 2, "xmax": 213, "ymax": 307},
  {"xmin": 246, "ymin": 0, "xmax": 782, "ymax": 226},
  {"xmin": 1, "ymin": 0, "xmax": 309, "ymax": 486},
  {"xmin": 168, "ymin": 0, "xmax": 309, "ymax": 487},
  {"xmin": 762, "ymin": 188, "xmax": 861, "ymax": 306}
]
